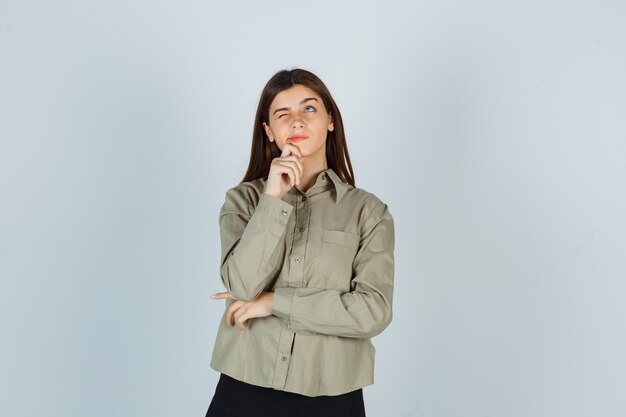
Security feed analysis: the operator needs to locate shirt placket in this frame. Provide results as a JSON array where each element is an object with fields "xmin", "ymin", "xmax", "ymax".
[
  {"xmin": 289, "ymin": 193, "xmax": 310, "ymax": 287},
  {"xmin": 272, "ymin": 192, "xmax": 311, "ymax": 389}
]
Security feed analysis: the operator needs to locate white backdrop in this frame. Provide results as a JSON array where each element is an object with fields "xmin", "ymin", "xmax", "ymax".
[{"xmin": 1, "ymin": 1, "xmax": 625, "ymax": 416}]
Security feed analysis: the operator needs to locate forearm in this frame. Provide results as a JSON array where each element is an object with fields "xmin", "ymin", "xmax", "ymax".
[
  {"xmin": 272, "ymin": 286, "xmax": 392, "ymax": 338},
  {"xmin": 220, "ymin": 191, "xmax": 293, "ymax": 302}
]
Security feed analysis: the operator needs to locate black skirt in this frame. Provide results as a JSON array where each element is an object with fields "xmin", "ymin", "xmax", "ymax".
[{"xmin": 205, "ymin": 373, "xmax": 367, "ymax": 417}]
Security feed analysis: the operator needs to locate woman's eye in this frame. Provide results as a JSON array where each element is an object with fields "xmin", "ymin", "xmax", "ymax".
[{"xmin": 277, "ymin": 106, "xmax": 315, "ymax": 119}]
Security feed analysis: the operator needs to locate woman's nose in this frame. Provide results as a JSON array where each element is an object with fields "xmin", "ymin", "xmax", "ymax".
[{"xmin": 291, "ymin": 117, "xmax": 304, "ymax": 128}]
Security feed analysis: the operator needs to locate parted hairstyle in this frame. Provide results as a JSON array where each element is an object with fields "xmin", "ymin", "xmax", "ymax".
[{"xmin": 240, "ymin": 68, "xmax": 355, "ymax": 186}]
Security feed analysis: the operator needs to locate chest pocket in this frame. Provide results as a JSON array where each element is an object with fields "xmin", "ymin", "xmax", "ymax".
[{"xmin": 315, "ymin": 230, "xmax": 360, "ymax": 292}]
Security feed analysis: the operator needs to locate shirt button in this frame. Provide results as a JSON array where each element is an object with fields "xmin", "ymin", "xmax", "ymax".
[
  {"xmin": 281, "ymin": 356, "xmax": 287, "ymax": 362},
  {"xmin": 321, "ymin": 174, "xmax": 326, "ymax": 179},
  {"xmin": 281, "ymin": 209, "xmax": 288, "ymax": 216},
  {"xmin": 298, "ymin": 226, "xmax": 305, "ymax": 232},
  {"xmin": 294, "ymin": 256, "xmax": 301, "ymax": 263},
  {"xmin": 301, "ymin": 196, "xmax": 307, "ymax": 202}
]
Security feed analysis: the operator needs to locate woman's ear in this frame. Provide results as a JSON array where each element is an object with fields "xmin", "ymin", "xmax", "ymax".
[
  {"xmin": 327, "ymin": 113, "xmax": 334, "ymax": 132},
  {"xmin": 262, "ymin": 122, "xmax": 275, "ymax": 142}
]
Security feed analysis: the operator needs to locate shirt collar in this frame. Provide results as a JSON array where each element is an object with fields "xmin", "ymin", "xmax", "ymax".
[
  {"xmin": 279, "ymin": 167, "xmax": 350, "ymax": 204},
  {"xmin": 323, "ymin": 167, "xmax": 350, "ymax": 203}
]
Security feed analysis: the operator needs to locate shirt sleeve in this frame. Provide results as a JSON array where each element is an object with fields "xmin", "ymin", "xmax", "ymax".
[
  {"xmin": 219, "ymin": 186, "xmax": 294, "ymax": 302},
  {"xmin": 271, "ymin": 202, "xmax": 395, "ymax": 339}
]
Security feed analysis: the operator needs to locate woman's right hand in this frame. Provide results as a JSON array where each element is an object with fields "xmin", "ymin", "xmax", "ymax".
[{"xmin": 264, "ymin": 141, "xmax": 304, "ymax": 199}]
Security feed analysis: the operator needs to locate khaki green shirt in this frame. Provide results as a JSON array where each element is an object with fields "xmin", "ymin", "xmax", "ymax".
[{"xmin": 210, "ymin": 167, "xmax": 395, "ymax": 397}]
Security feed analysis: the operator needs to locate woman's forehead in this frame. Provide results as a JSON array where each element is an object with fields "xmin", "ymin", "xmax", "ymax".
[{"xmin": 271, "ymin": 85, "xmax": 320, "ymax": 107}]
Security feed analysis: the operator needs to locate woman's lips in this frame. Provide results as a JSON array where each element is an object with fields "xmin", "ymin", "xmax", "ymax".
[{"xmin": 288, "ymin": 135, "xmax": 308, "ymax": 142}]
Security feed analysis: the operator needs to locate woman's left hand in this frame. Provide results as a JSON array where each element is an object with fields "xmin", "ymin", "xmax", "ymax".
[{"xmin": 210, "ymin": 291, "xmax": 274, "ymax": 331}]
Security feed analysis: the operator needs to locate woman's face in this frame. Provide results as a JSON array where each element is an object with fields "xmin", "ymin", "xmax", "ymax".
[{"xmin": 263, "ymin": 84, "xmax": 334, "ymax": 162}]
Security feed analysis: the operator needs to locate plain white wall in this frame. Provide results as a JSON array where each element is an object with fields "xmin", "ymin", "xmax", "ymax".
[{"xmin": 1, "ymin": 1, "xmax": 625, "ymax": 416}]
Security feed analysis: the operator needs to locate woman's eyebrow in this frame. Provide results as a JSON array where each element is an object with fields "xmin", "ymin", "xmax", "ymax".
[{"xmin": 272, "ymin": 97, "xmax": 318, "ymax": 115}]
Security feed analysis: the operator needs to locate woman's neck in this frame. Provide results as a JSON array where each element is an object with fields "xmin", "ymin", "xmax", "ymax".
[{"xmin": 296, "ymin": 159, "xmax": 328, "ymax": 193}]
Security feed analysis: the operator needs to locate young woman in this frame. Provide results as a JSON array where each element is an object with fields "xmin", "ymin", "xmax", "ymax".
[{"xmin": 205, "ymin": 68, "xmax": 395, "ymax": 417}]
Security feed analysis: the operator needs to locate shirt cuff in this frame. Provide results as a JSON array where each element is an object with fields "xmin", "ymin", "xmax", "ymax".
[
  {"xmin": 255, "ymin": 192, "xmax": 294, "ymax": 222},
  {"xmin": 272, "ymin": 287, "xmax": 296, "ymax": 323}
]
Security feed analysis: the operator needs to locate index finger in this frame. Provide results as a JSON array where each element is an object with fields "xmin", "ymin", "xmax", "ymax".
[
  {"xmin": 282, "ymin": 141, "xmax": 303, "ymax": 159},
  {"xmin": 210, "ymin": 292, "xmax": 237, "ymax": 300}
]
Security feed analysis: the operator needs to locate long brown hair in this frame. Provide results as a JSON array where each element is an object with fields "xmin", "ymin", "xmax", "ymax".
[{"xmin": 240, "ymin": 68, "xmax": 355, "ymax": 186}]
